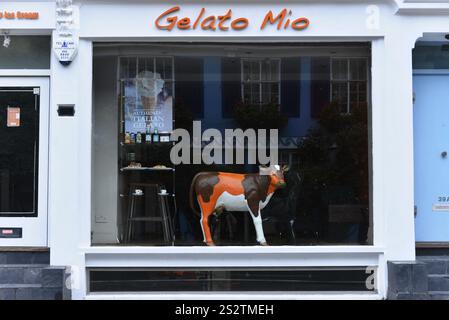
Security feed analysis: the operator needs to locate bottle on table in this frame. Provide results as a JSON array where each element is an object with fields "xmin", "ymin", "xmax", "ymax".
[
  {"xmin": 145, "ymin": 127, "xmax": 152, "ymax": 143},
  {"xmin": 153, "ymin": 128, "xmax": 160, "ymax": 143},
  {"xmin": 124, "ymin": 132, "xmax": 131, "ymax": 144}
]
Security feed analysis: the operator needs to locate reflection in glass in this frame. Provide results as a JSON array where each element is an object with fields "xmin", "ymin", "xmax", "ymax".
[{"xmin": 92, "ymin": 43, "xmax": 372, "ymax": 247}]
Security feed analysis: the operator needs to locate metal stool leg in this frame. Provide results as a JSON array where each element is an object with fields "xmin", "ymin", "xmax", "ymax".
[
  {"xmin": 127, "ymin": 188, "xmax": 136, "ymax": 243},
  {"xmin": 159, "ymin": 195, "xmax": 171, "ymax": 244}
]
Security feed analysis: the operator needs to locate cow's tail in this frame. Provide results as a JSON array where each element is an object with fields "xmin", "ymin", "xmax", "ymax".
[{"xmin": 189, "ymin": 173, "xmax": 202, "ymax": 217}]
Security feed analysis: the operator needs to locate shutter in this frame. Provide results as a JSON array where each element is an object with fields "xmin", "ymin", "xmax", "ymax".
[
  {"xmin": 311, "ymin": 57, "xmax": 331, "ymax": 118},
  {"xmin": 221, "ymin": 57, "xmax": 242, "ymax": 118},
  {"xmin": 281, "ymin": 58, "xmax": 301, "ymax": 117},
  {"xmin": 174, "ymin": 57, "xmax": 204, "ymax": 118}
]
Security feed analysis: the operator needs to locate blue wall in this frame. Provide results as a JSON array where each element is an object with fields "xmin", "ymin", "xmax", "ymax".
[{"xmin": 280, "ymin": 57, "xmax": 316, "ymax": 138}]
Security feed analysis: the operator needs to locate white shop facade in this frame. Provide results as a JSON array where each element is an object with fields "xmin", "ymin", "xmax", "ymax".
[{"xmin": 2, "ymin": 0, "xmax": 449, "ymax": 300}]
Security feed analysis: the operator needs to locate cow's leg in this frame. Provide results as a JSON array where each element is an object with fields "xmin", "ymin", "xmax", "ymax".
[
  {"xmin": 198, "ymin": 196, "xmax": 216, "ymax": 246},
  {"xmin": 246, "ymin": 200, "xmax": 268, "ymax": 246}
]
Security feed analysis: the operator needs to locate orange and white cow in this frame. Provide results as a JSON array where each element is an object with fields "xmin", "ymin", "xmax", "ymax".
[{"xmin": 189, "ymin": 165, "xmax": 287, "ymax": 246}]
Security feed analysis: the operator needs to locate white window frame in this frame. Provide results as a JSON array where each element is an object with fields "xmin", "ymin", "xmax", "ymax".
[
  {"xmin": 76, "ymin": 42, "xmax": 389, "ymax": 301},
  {"xmin": 330, "ymin": 57, "xmax": 369, "ymax": 114},
  {"xmin": 0, "ymin": 76, "xmax": 50, "ymax": 247},
  {"xmin": 241, "ymin": 58, "xmax": 281, "ymax": 105}
]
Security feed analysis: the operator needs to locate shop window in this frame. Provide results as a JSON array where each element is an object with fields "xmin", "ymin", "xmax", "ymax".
[
  {"xmin": 331, "ymin": 58, "xmax": 368, "ymax": 114},
  {"xmin": 92, "ymin": 43, "xmax": 372, "ymax": 247},
  {"xmin": 89, "ymin": 267, "xmax": 375, "ymax": 293},
  {"xmin": 241, "ymin": 59, "xmax": 280, "ymax": 105},
  {"xmin": 413, "ymin": 45, "xmax": 449, "ymax": 69},
  {"xmin": 0, "ymin": 88, "xmax": 39, "ymax": 216},
  {"xmin": 0, "ymin": 36, "xmax": 50, "ymax": 69}
]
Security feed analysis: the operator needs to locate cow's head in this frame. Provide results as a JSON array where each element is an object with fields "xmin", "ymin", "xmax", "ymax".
[{"xmin": 259, "ymin": 165, "xmax": 288, "ymax": 189}]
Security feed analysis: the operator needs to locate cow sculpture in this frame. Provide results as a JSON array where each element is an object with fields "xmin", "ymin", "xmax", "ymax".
[{"xmin": 189, "ymin": 165, "xmax": 287, "ymax": 246}]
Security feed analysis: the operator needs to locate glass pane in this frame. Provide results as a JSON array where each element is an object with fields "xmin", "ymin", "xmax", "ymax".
[
  {"xmin": 120, "ymin": 57, "xmax": 138, "ymax": 79},
  {"xmin": 243, "ymin": 83, "xmax": 260, "ymax": 104},
  {"xmin": 0, "ymin": 36, "xmax": 50, "ymax": 69},
  {"xmin": 0, "ymin": 88, "xmax": 38, "ymax": 214},
  {"xmin": 242, "ymin": 61, "xmax": 250, "ymax": 82},
  {"xmin": 89, "ymin": 268, "xmax": 374, "ymax": 292},
  {"xmin": 262, "ymin": 83, "xmax": 279, "ymax": 104},
  {"xmin": 332, "ymin": 59, "xmax": 348, "ymax": 80},
  {"xmin": 350, "ymin": 59, "xmax": 367, "ymax": 81},
  {"xmin": 93, "ymin": 44, "xmax": 372, "ymax": 247},
  {"xmin": 413, "ymin": 45, "xmax": 449, "ymax": 69},
  {"xmin": 261, "ymin": 59, "xmax": 280, "ymax": 81},
  {"xmin": 123, "ymin": 79, "xmax": 137, "ymax": 121},
  {"xmin": 156, "ymin": 57, "xmax": 173, "ymax": 80},
  {"xmin": 163, "ymin": 80, "xmax": 174, "ymax": 101},
  {"xmin": 137, "ymin": 57, "xmax": 154, "ymax": 75},
  {"xmin": 332, "ymin": 82, "xmax": 348, "ymax": 113},
  {"xmin": 350, "ymin": 81, "xmax": 367, "ymax": 111},
  {"xmin": 243, "ymin": 60, "xmax": 260, "ymax": 81}
]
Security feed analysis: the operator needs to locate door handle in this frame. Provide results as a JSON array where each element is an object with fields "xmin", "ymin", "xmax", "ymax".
[{"xmin": 414, "ymin": 205, "xmax": 417, "ymax": 218}]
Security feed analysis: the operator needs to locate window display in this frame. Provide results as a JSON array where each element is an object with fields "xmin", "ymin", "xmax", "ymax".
[{"xmin": 92, "ymin": 43, "xmax": 372, "ymax": 246}]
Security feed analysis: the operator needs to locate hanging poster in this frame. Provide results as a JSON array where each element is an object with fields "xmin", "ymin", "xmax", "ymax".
[{"xmin": 123, "ymin": 70, "xmax": 173, "ymax": 134}]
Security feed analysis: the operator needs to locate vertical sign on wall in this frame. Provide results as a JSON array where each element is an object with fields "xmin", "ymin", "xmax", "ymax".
[{"xmin": 53, "ymin": 0, "xmax": 78, "ymax": 65}]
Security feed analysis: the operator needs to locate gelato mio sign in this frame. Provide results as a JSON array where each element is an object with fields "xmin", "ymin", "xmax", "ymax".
[{"xmin": 155, "ymin": 6, "xmax": 310, "ymax": 31}]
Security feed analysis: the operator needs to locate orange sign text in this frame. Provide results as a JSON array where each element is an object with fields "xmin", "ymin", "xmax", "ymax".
[
  {"xmin": 155, "ymin": 7, "xmax": 309, "ymax": 32},
  {"xmin": 0, "ymin": 11, "xmax": 39, "ymax": 20}
]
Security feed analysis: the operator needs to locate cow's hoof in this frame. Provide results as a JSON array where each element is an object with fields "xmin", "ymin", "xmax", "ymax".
[
  {"xmin": 206, "ymin": 241, "xmax": 216, "ymax": 246},
  {"xmin": 260, "ymin": 242, "xmax": 269, "ymax": 246}
]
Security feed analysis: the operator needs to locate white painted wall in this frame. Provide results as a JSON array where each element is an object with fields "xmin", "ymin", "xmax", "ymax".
[
  {"xmin": 42, "ymin": 0, "xmax": 449, "ymax": 298},
  {"xmin": 49, "ymin": 37, "xmax": 92, "ymax": 299}
]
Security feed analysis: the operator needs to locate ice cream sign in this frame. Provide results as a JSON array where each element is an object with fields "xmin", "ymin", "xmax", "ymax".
[
  {"xmin": 155, "ymin": 6, "xmax": 310, "ymax": 31},
  {"xmin": 0, "ymin": 11, "xmax": 39, "ymax": 20}
]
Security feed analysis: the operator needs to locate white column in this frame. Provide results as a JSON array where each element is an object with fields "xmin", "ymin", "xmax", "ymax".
[
  {"xmin": 49, "ymin": 36, "xmax": 92, "ymax": 299},
  {"xmin": 379, "ymin": 32, "xmax": 421, "ymax": 261}
]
